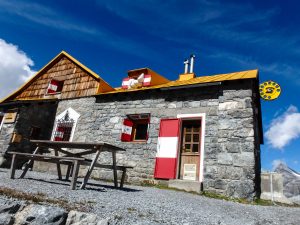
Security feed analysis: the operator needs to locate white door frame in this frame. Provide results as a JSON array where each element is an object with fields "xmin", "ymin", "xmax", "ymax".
[{"xmin": 177, "ymin": 113, "xmax": 206, "ymax": 182}]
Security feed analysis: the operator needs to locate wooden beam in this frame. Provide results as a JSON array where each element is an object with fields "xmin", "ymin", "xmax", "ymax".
[
  {"xmin": 9, "ymin": 154, "xmax": 17, "ymax": 179},
  {"xmin": 80, "ymin": 146, "xmax": 103, "ymax": 189},
  {"xmin": 54, "ymin": 148, "xmax": 62, "ymax": 180},
  {"xmin": 20, "ymin": 146, "xmax": 39, "ymax": 178},
  {"xmin": 70, "ymin": 160, "xmax": 80, "ymax": 190},
  {"xmin": 112, "ymin": 151, "xmax": 118, "ymax": 188}
]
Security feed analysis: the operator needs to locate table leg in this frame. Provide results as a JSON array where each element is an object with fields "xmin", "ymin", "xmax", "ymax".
[
  {"xmin": 10, "ymin": 154, "xmax": 17, "ymax": 179},
  {"xmin": 112, "ymin": 151, "xmax": 118, "ymax": 188},
  {"xmin": 120, "ymin": 168, "xmax": 126, "ymax": 188},
  {"xmin": 20, "ymin": 146, "xmax": 39, "ymax": 178},
  {"xmin": 80, "ymin": 147, "xmax": 102, "ymax": 189},
  {"xmin": 66, "ymin": 164, "xmax": 72, "ymax": 180},
  {"xmin": 54, "ymin": 148, "xmax": 62, "ymax": 180},
  {"xmin": 70, "ymin": 160, "xmax": 80, "ymax": 190}
]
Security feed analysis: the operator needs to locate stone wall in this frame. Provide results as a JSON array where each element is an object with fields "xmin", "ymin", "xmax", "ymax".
[
  {"xmin": 0, "ymin": 102, "xmax": 58, "ymax": 167},
  {"xmin": 47, "ymin": 79, "xmax": 260, "ymax": 199}
]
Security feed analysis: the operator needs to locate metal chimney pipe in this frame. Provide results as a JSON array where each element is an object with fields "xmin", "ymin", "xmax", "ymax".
[
  {"xmin": 189, "ymin": 54, "xmax": 195, "ymax": 73},
  {"xmin": 184, "ymin": 59, "xmax": 189, "ymax": 74}
]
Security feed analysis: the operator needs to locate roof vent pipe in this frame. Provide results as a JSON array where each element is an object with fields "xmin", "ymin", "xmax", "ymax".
[
  {"xmin": 189, "ymin": 54, "xmax": 195, "ymax": 73},
  {"xmin": 184, "ymin": 59, "xmax": 189, "ymax": 74}
]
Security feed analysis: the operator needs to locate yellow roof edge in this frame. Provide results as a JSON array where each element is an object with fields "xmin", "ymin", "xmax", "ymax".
[
  {"xmin": 0, "ymin": 51, "xmax": 114, "ymax": 103},
  {"xmin": 96, "ymin": 69, "xmax": 258, "ymax": 95}
]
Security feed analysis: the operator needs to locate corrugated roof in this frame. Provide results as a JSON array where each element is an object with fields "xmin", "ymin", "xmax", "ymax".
[{"xmin": 99, "ymin": 69, "xmax": 258, "ymax": 95}]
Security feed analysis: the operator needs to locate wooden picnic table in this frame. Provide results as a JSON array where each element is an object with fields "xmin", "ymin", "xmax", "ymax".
[{"xmin": 8, "ymin": 140, "xmax": 131, "ymax": 190}]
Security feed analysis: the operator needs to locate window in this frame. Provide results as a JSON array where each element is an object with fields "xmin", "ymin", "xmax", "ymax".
[
  {"xmin": 121, "ymin": 114, "xmax": 150, "ymax": 142},
  {"xmin": 181, "ymin": 120, "xmax": 201, "ymax": 153},
  {"xmin": 29, "ymin": 126, "xmax": 41, "ymax": 140},
  {"xmin": 46, "ymin": 79, "xmax": 64, "ymax": 95},
  {"xmin": 51, "ymin": 108, "xmax": 80, "ymax": 142}
]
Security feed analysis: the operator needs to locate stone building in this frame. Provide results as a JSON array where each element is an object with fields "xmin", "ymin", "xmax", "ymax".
[{"xmin": 0, "ymin": 51, "xmax": 263, "ymax": 199}]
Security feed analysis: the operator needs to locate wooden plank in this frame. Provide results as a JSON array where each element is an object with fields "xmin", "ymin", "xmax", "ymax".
[
  {"xmin": 8, "ymin": 152, "xmax": 85, "ymax": 161},
  {"xmin": 70, "ymin": 160, "xmax": 80, "ymax": 190},
  {"xmin": 112, "ymin": 151, "xmax": 118, "ymax": 188},
  {"xmin": 78, "ymin": 161, "xmax": 133, "ymax": 170},
  {"xmin": 80, "ymin": 147, "xmax": 102, "ymax": 189},
  {"xmin": 20, "ymin": 146, "xmax": 40, "ymax": 178},
  {"xmin": 30, "ymin": 140, "xmax": 126, "ymax": 151},
  {"xmin": 120, "ymin": 168, "xmax": 126, "ymax": 188},
  {"xmin": 9, "ymin": 154, "xmax": 17, "ymax": 179},
  {"xmin": 66, "ymin": 164, "xmax": 72, "ymax": 180},
  {"xmin": 54, "ymin": 149, "xmax": 62, "ymax": 180}
]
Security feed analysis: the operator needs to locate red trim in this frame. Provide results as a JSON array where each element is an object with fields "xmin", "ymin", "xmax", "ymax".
[
  {"xmin": 154, "ymin": 118, "xmax": 180, "ymax": 179},
  {"xmin": 122, "ymin": 77, "xmax": 130, "ymax": 89},
  {"xmin": 154, "ymin": 158, "xmax": 177, "ymax": 179},
  {"xmin": 143, "ymin": 74, "xmax": 151, "ymax": 86},
  {"xmin": 121, "ymin": 119, "xmax": 133, "ymax": 142},
  {"xmin": 159, "ymin": 118, "xmax": 180, "ymax": 137}
]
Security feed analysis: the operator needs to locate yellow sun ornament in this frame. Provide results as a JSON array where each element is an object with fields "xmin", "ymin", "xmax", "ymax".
[{"xmin": 259, "ymin": 80, "xmax": 281, "ymax": 100}]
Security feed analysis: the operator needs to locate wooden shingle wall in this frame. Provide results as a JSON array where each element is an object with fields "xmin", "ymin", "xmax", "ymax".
[{"xmin": 15, "ymin": 56, "xmax": 100, "ymax": 100}]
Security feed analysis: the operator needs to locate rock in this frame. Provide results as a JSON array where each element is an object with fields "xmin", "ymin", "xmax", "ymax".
[
  {"xmin": 109, "ymin": 117, "xmax": 119, "ymax": 123},
  {"xmin": 232, "ymin": 153, "xmax": 254, "ymax": 167},
  {"xmin": 0, "ymin": 201, "xmax": 22, "ymax": 225},
  {"xmin": 14, "ymin": 204, "xmax": 67, "ymax": 225},
  {"xmin": 65, "ymin": 210, "xmax": 108, "ymax": 225},
  {"xmin": 0, "ymin": 214, "xmax": 14, "ymax": 225},
  {"xmin": 218, "ymin": 101, "xmax": 243, "ymax": 111},
  {"xmin": 0, "ymin": 202, "xmax": 21, "ymax": 214},
  {"xmin": 217, "ymin": 153, "xmax": 233, "ymax": 165}
]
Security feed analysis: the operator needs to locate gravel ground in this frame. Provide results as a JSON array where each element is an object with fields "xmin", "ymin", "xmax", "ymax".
[{"xmin": 0, "ymin": 168, "xmax": 299, "ymax": 225}]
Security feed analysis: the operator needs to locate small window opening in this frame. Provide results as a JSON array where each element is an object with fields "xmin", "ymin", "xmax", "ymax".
[
  {"xmin": 47, "ymin": 79, "xmax": 64, "ymax": 95},
  {"xmin": 121, "ymin": 113, "xmax": 150, "ymax": 142},
  {"xmin": 53, "ymin": 111, "xmax": 74, "ymax": 141},
  {"xmin": 29, "ymin": 126, "xmax": 41, "ymax": 140}
]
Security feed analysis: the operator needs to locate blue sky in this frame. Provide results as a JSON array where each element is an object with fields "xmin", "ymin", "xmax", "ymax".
[{"xmin": 0, "ymin": 0, "xmax": 299, "ymax": 171}]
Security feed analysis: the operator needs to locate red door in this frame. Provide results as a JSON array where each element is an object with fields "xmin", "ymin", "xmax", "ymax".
[{"xmin": 154, "ymin": 119, "xmax": 180, "ymax": 179}]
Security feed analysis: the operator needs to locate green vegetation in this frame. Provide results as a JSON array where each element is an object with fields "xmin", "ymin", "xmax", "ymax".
[{"xmin": 140, "ymin": 180, "xmax": 300, "ymax": 207}]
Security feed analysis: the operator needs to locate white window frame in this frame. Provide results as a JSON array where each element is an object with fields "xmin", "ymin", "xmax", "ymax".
[
  {"xmin": 51, "ymin": 107, "xmax": 80, "ymax": 141},
  {"xmin": 177, "ymin": 113, "xmax": 206, "ymax": 183}
]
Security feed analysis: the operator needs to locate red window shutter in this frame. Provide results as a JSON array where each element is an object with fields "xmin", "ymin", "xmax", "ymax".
[
  {"xmin": 121, "ymin": 119, "xmax": 133, "ymax": 142},
  {"xmin": 47, "ymin": 80, "xmax": 59, "ymax": 94},
  {"xmin": 143, "ymin": 74, "xmax": 151, "ymax": 87},
  {"xmin": 154, "ymin": 119, "xmax": 180, "ymax": 179},
  {"xmin": 122, "ymin": 78, "xmax": 130, "ymax": 89},
  {"xmin": 54, "ymin": 126, "xmax": 64, "ymax": 141}
]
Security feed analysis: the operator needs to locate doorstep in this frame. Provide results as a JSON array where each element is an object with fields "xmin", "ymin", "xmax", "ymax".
[{"xmin": 168, "ymin": 179, "xmax": 202, "ymax": 193}]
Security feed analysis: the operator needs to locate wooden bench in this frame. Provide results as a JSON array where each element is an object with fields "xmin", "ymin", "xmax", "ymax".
[
  {"xmin": 79, "ymin": 161, "xmax": 133, "ymax": 188},
  {"xmin": 8, "ymin": 151, "xmax": 85, "ymax": 190}
]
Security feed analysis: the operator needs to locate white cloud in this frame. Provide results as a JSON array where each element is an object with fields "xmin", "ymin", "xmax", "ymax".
[
  {"xmin": 272, "ymin": 159, "xmax": 286, "ymax": 170},
  {"xmin": 0, "ymin": 38, "xmax": 35, "ymax": 99},
  {"xmin": 265, "ymin": 105, "xmax": 300, "ymax": 149}
]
